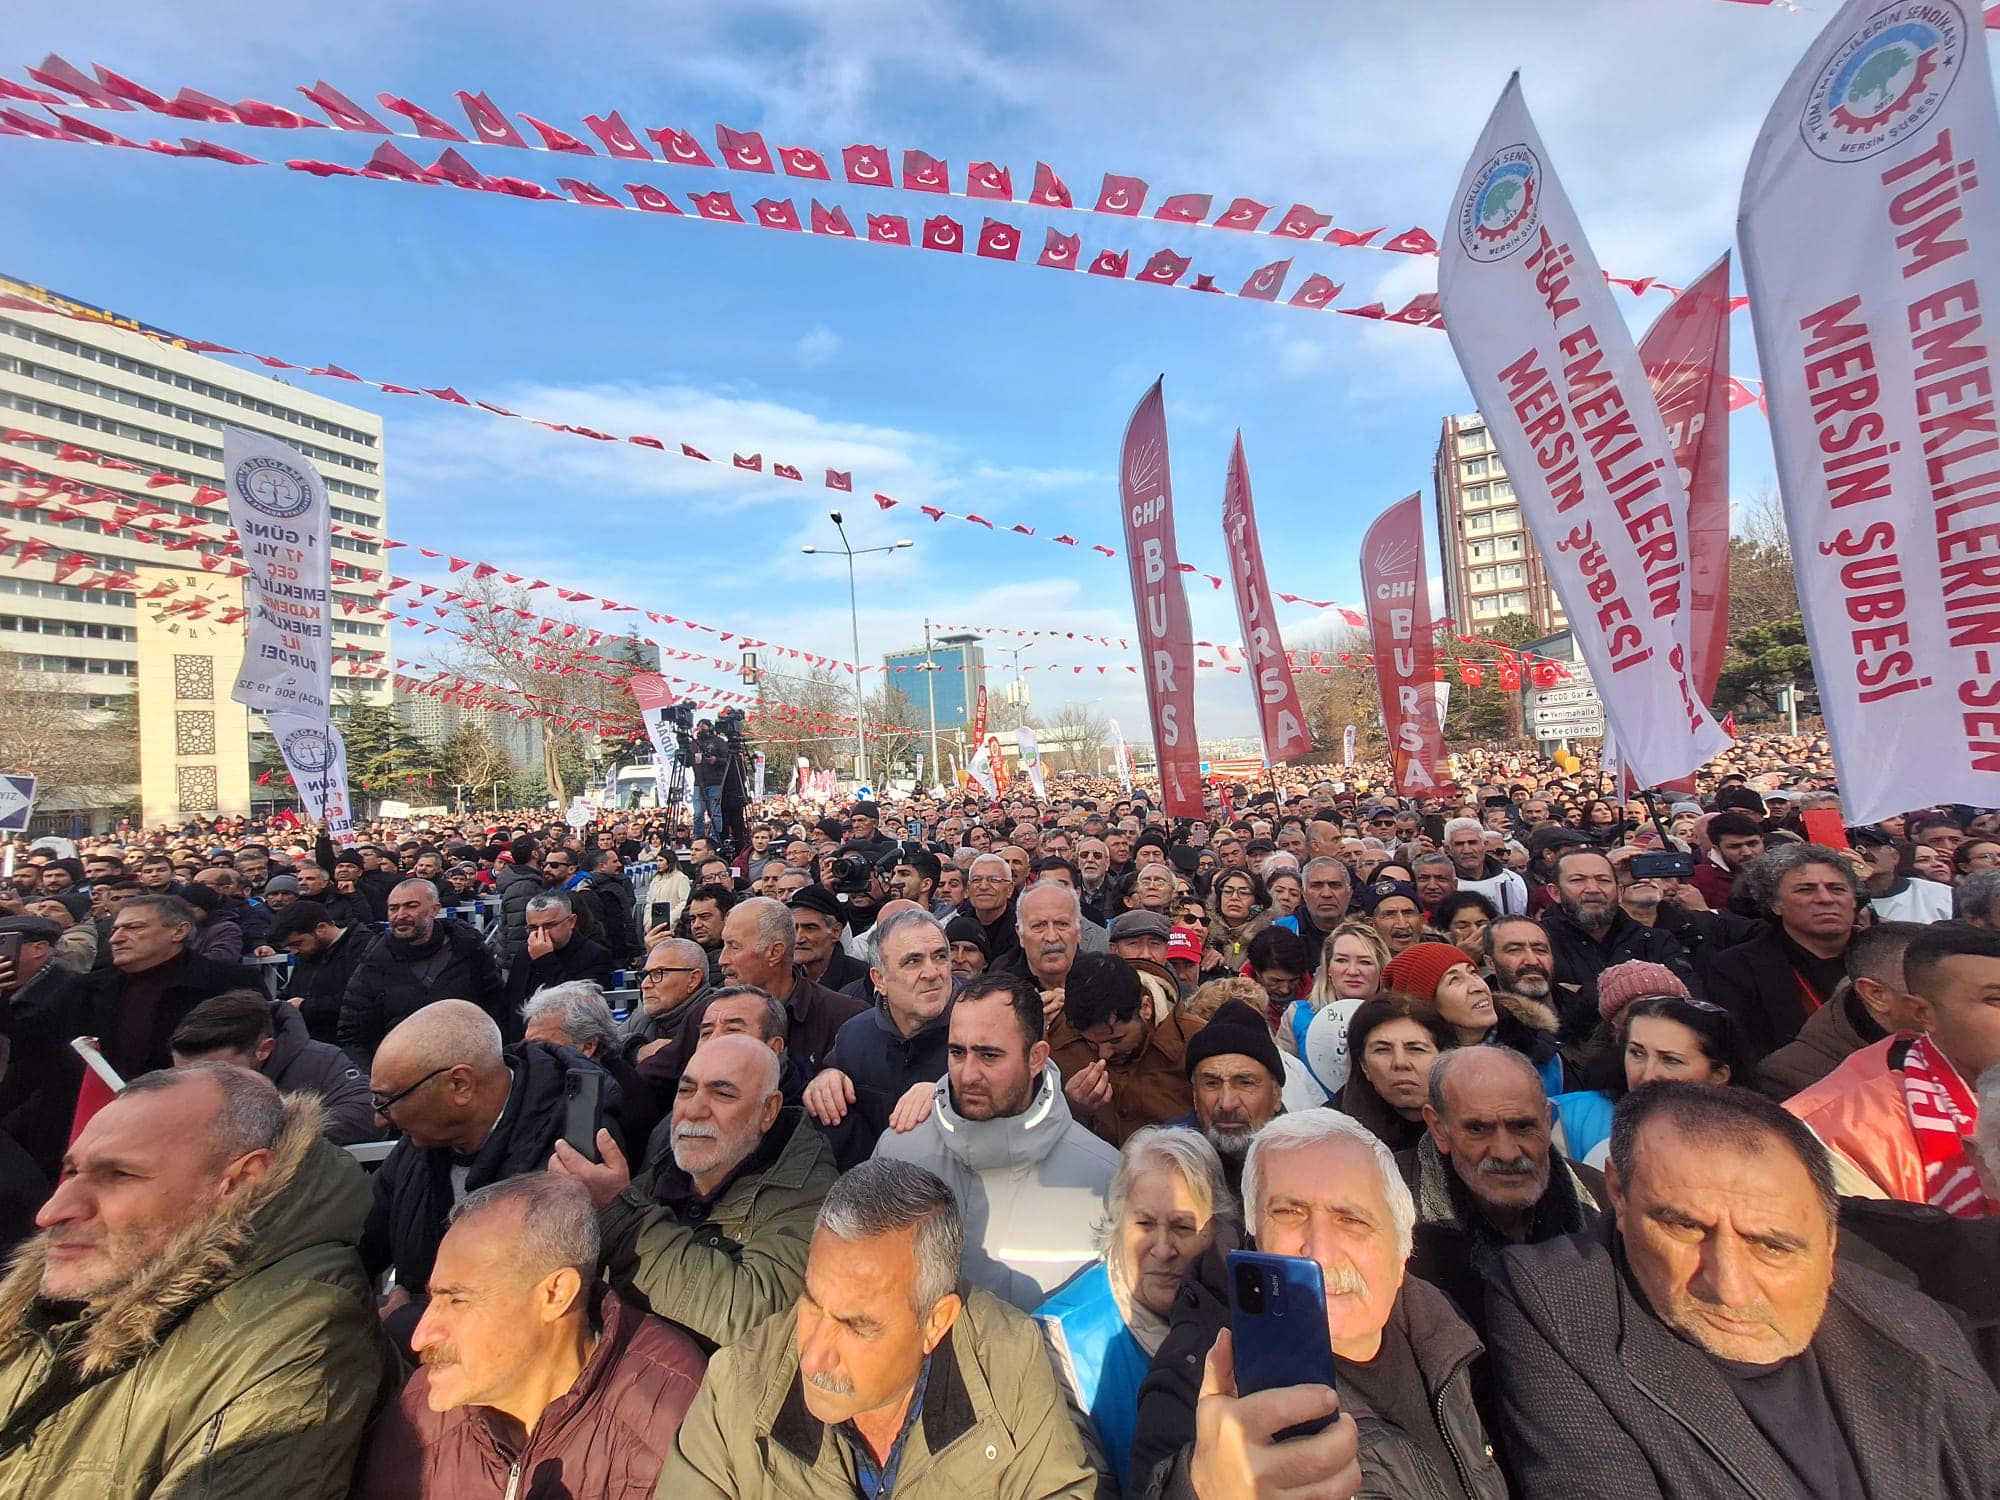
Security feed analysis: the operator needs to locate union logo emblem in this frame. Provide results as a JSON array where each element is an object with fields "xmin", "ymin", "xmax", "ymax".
[
  {"xmin": 1802, "ymin": 3, "xmax": 1964, "ymax": 161},
  {"xmin": 1457, "ymin": 147, "xmax": 1541, "ymax": 263}
]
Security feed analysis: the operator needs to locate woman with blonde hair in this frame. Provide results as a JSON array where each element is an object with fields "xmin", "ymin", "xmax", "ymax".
[
  {"xmin": 1036, "ymin": 1127, "xmax": 1237, "ymax": 1492},
  {"xmin": 1280, "ymin": 922, "xmax": 1391, "ymax": 1098}
]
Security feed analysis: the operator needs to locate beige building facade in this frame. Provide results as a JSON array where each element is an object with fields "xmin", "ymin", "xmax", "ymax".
[{"xmin": 1431, "ymin": 412, "xmax": 1567, "ymax": 636}]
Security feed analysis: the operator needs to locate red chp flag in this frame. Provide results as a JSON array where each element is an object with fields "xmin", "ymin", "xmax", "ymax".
[
  {"xmin": 1119, "ymin": 380, "xmax": 1202, "ymax": 817},
  {"xmin": 1739, "ymin": 0, "xmax": 2000, "ymax": 821},
  {"xmin": 1639, "ymin": 251, "xmax": 1732, "ymax": 708},
  {"xmin": 68, "ymin": 1037, "xmax": 124, "ymax": 1145},
  {"xmin": 1360, "ymin": 494, "xmax": 1449, "ymax": 795},
  {"xmin": 1439, "ymin": 75, "xmax": 1727, "ymax": 785},
  {"xmin": 963, "ymin": 684, "xmax": 989, "ymax": 792},
  {"xmin": 1220, "ymin": 432, "xmax": 1310, "ymax": 764}
]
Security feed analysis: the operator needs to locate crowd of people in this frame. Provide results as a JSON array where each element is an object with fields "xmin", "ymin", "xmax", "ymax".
[{"xmin": 0, "ymin": 729, "xmax": 1996, "ymax": 1497}]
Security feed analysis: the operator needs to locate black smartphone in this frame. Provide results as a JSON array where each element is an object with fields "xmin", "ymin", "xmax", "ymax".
[
  {"xmin": 1227, "ymin": 1249, "xmax": 1338, "ymax": 1439},
  {"xmin": 1629, "ymin": 850, "xmax": 1696, "ymax": 879},
  {"xmin": 0, "ymin": 931, "xmax": 20, "ymax": 975},
  {"xmin": 648, "ymin": 901, "xmax": 674, "ymax": 930},
  {"xmin": 562, "ymin": 1067, "xmax": 604, "ymax": 1163}
]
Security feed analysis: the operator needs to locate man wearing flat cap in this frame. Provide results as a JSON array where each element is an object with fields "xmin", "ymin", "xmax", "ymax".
[{"xmin": 0, "ymin": 914, "xmax": 86, "ymax": 1179}]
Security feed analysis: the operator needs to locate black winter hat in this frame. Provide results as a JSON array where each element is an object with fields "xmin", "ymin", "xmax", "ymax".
[{"xmin": 1183, "ymin": 998, "xmax": 1286, "ymax": 1087}]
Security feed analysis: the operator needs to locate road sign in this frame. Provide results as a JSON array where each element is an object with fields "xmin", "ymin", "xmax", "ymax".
[
  {"xmin": 1529, "ymin": 685, "xmax": 1600, "ymax": 708},
  {"xmin": 1532, "ymin": 706, "xmax": 1605, "ymax": 733},
  {"xmin": 0, "ymin": 774, "xmax": 35, "ymax": 832}
]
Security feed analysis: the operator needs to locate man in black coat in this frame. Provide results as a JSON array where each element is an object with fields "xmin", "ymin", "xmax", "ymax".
[
  {"xmin": 360, "ymin": 999, "xmax": 619, "ymax": 1350},
  {"xmin": 81, "ymin": 894, "xmax": 260, "ymax": 1077},
  {"xmin": 578, "ymin": 846, "xmax": 639, "ymax": 964},
  {"xmin": 490, "ymin": 837, "xmax": 544, "ymax": 958},
  {"xmin": 339, "ymin": 878, "xmax": 506, "ymax": 1065},
  {"xmin": 0, "ymin": 914, "xmax": 90, "ymax": 1178},
  {"xmin": 166, "ymin": 989, "xmax": 376, "ymax": 1144},
  {"xmin": 508, "ymin": 891, "xmax": 616, "ymax": 1004},
  {"xmin": 1539, "ymin": 849, "xmax": 1700, "ymax": 1045},
  {"xmin": 267, "ymin": 899, "xmax": 372, "ymax": 1044},
  {"xmin": 1484, "ymin": 1081, "xmax": 2000, "ymax": 1498},
  {"xmin": 1703, "ymin": 844, "xmax": 1861, "ymax": 1063}
]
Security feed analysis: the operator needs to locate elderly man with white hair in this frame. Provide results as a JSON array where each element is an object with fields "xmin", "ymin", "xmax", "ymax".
[
  {"xmin": 1130, "ymin": 1110, "xmax": 1506, "ymax": 1499},
  {"xmin": 1442, "ymin": 817, "xmax": 1529, "ymax": 916},
  {"xmin": 523, "ymin": 979, "xmax": 663, "ymax": 1152}
]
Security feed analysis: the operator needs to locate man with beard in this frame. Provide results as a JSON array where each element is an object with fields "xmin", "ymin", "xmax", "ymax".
[
  {"xmin": 1485, "ymin": 1083, "xmax": 2000, "ymax": 1495},
  {"xmin": 339, "ymin": 880, "xmax": 507, "ymax": 1065},
  {"xmin": 1177, "ymin": 998, "xmax": 1285, "ymax": 1194},
  {"xmin": 874, "ymin": 972, "xmax": 1118, "ymax": 1310},
  {"xmin": 1540, "ymin": 849, "xmax": 1699, "ymax": 1047},
  {"xmin": 1076, "ymin": 837, "xmax": 1116, "ymax": 925},
  {"xmin": 558, "ymin": 1033, "xmax": 838, "ymax": 1351},
  {"xmin": 1398, "ymin": 1046, "xmax": 1604, "ymax": 1337}
]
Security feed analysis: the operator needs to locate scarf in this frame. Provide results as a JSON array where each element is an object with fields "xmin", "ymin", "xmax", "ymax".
[{"xmin": 1901, "ymin": 1034, "xmax": 1990, "ymax": 1219}]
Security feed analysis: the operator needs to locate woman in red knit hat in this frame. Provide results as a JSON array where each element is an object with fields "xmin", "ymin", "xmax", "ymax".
[{"xmin": 1382, "ymin": 941, "xmax": 1569, "ymax": 1098}]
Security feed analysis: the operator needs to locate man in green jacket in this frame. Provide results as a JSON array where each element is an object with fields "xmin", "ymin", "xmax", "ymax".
[
  {"xmin": 556, "ymin": 1029, "xmax": 838, "ymax": 1350},
  {"xmin": 0, "ymin": 1062, "xmax": 398, "ymax": 1498},
  {"xmin": 660, "ymin": 1158, "xmax": 1111, "ymax": 1498}
]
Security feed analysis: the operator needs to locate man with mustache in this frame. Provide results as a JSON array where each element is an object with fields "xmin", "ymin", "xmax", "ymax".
[
  {"xmin": 663, "ymin": 1159, "xmax": 1109, "ymax": 1494},
  {"xmin": 558, "ymin": 1032, "xmax": 837, "ymax": 1351},
  {"xmin": 1398, "ymin": 1046, "xmax": 1604, "ymax": 1338},
  {"xmin": 1540, "ymin": 849, "xmax": 1700, "ymax": 1047},
  {"xmin": 1131, "ymin": 1109, "xmax": 1502, "ymax": 1498},
  {"xmin": 1486, "ymin": 1082, "xmax": 2000, "ymax": 1497},
  {"xmin": 1177, "ymin": 998, "xmax": 1287, "ymax": 1195},
  {"xmin": 356, "ymin": 1174, "xmax": 705, "ymax": 1496}
]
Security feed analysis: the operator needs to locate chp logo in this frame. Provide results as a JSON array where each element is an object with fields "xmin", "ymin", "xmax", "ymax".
[
  {"xmin": 1456, "ymin": 146, "xmax": 1541, "ymax": 263},
  {"xmin": 1802, "ymin": 2, "xmax": 1965, "ymax": 162},
  {"xmin": 232, "ymin": 452, "xmax": 315, "ymax": 520},
  {"xmin": 279, "ymin": 724, "xmax": 336, "ymax": 777}
]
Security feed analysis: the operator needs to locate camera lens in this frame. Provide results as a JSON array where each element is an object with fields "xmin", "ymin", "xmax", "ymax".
[{"xmin": 1234, "ymin": 1262, "xmax": 1265, "ymax": 1315}]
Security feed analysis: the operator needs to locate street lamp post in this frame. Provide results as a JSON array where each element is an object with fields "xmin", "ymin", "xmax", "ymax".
[{"xmin": 802, "ymin": 511, "xmax": 912, "ymax": 789}]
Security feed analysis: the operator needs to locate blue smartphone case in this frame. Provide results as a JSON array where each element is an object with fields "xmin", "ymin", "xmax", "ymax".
[{"xmin": 1226, "ymin": 1249, "xmax": 1338, "ymax": 1438}]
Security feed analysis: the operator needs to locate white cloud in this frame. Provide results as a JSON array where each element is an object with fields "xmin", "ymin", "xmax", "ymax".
[{"xmin": 794, "ymin": 323, "xmax": 842, "ymax": 368}]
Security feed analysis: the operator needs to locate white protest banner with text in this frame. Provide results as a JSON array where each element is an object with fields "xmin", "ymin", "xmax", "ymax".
[{"xmin": 224, "ymin": 428, "xmax": 333, "ymax": 721}]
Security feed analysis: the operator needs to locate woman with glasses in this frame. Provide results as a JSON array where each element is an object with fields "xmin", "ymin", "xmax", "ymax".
[
  {"xmin": 1203, "ymin": 869, "xmax": 1270, "ymax": 975},
  {"xmin": 1551, "ymin": 964, "xmax": 1748, "ymax": 1169}
]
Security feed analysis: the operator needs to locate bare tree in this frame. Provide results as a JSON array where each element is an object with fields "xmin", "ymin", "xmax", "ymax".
[
  {"xmin": 1043, "ymin": 699, "xmax": 1111, "ymax": 774},
  {"xmin": 1728, "ymin": 483, "xmax": 1801, "ymax": 634},
  {"xmin": 0, "ymin": 655, "xmax": 137, "ymax": 812}
]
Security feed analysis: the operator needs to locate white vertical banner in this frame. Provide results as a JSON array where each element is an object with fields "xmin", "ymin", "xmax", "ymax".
[
  {"xmin": 1109, "ymin": 718, "xmax": 1135, "ymax": 795},
  {"xmin": 1739, "ymin": 0, "xmax": 2000, "ymax": 821},
  {"xmin": 268, "ymin": 712, "xmax": 353, "ymax": 846},
  {"xmin": 223, "ymin": 428, "xmax": 333, "ymax": 720},
  {"xmin": 966, "ymin": 738, "xmax": 998, "ymax": 799},
  {"xmin": 1016, "ymin": 724, "xmax": 1047, "ymax": 799},
  {"xmin": 753, "ymin": 750, "xmax": 767, "ymax": 801},
  {"xmin": 1426, "ymin": 679, "xmax": 1452, "ymax": 732},
  {"xmin": 1440, "ymin": 76, "xmax": 1729, "ymax": 785},
  {"xmin": 1343, "ymin": 725, "xmax": 1357, "ymax": 767}
]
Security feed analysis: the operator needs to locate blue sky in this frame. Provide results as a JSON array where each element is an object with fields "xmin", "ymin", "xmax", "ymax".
[{"xmin": 3, "ymin": 0, "xmax": 1859, "ymax": 736}]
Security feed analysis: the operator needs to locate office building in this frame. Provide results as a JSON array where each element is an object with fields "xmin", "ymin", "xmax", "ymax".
[
  {"xmin": 884, "ymin": 631, "xmax": 986, "ymax": 752},
  {"xmin": 1432, "ymin": 412, "xmax": 1568, "ymax": 635}
]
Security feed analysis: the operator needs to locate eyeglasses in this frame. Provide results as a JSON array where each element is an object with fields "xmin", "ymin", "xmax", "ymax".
[
  {"xmin": 371, "ymin": 1065, "xmax": 451, "ymax": 1118},
  {"xmin": 1181, "ymin": 913, "xmax": 1210, "ymax": 925},
  {"xmin": 968, "ymin": 874, "xmax": 1011, "ymax": 886},
  {"xmin": 641, "ymin": 966, "xmax": 704, "ymax": 984}
]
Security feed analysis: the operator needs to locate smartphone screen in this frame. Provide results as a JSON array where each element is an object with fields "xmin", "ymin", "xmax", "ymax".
[
  {"xmin": 0, "ymin": 932, "xmax": 20, "ymax": 975},
  {"xmin": 1227, "ymin": 1250, "xmax": 1337, "ymax": 1438},
  {"xmin": 562, "ymin": 1068, "xmax": 604, "ymax": 1163}
]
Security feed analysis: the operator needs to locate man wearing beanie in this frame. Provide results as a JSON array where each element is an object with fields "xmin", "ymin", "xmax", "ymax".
[{"xmin": 1176, "ymin": 998, "xmax": 1286, "ymax": 1192}]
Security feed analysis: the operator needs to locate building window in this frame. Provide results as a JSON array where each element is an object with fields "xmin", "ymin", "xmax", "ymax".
[
  {"xmin": 1498, "ymin": 564, "xmax": 1526, "ymax": 584},
  {"xmin": 1470, "ymin": 568, "xmax": 1497, "ymax": 590},
  {"xmin": 1455, "ymin": 429, "xmax": 1488, "ymax": 457},
  {"xmin": 1461, "ymin": 456, "xmax": 1489, "ymax": 479},
  {"xmin": 1490, "ymin": 479, "xmax": 1513, "ymax": 500},
  {"xmin": 175, "ymin": 709, "xmax": 216, "ymax": 756},
  {"xmin": 174, "ymin": 653, "xmax": 214, "ymax": 701},
  {"xmin": 1469, "ymin": 541, "xmax": 1495, "ymax": 561},
  {"xmin": 176, "ymin": 763, "xmax": 218, "ymax": 812}
]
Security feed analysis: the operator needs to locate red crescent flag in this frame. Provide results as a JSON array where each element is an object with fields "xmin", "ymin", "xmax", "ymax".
[
  {"xmin": 842, "ymin": 143, "xmax": 892, "ymax": 185},
  {"xmin": 1214, "ymin": 197, "xmax": 1271, "ymax": 231},
  {"xmin": 977, "ymin": 219, "xmax": 1021, "ymax": 259},
  {"xmin": 583, "ymin": 111, "xmax": 650, "ymax": 158},
  {"xmin": 455, "ymin": 90, "xmax": 526, "ymax": 147},
  {"xmin": 1156, "ymin": 193, "xmax": 1214, "ymax": 223},
  {"xmin": 1095, "ymin": 173, "xmax": 1148, "ymax": 215},
  {"xmin": 1273, "ymin": 203, "xmax": 1332, "ymax": 238},
  {"xmin": 1038, "ymin": 228, "xmax": 1080, "ymax": 269},
  {"xmin": 1638, "ymin": 251, "xmax": 1731, "ymax": 709},
  {"xmin": 1119, "ymin": 380, "xmax": 1202, "ymax": 818},
  {"xmin": 1221, "ymin": 432, "xmax": 1310, "ymax": 764},
  {"xmin": 649, "ymin": 126, "xmax": 714, "ymax": 166},
  {"xmin": 716, "ymin": 124, "xmax": 774, "ymax": 172},
  {"xmin": 779, "ymin": 144, "xmax": 830, "ymax": 178},
  {"xmin": 1030, "ymin": 161, "xmax": 1072, "ymax": 207},
  {"xmin": 966, "ymin": 161, "xmax": 1013, "ymax": 199},
  {"xmin": 1361, "ymin": 494, "xmax": 1449, "ymax": 795},
  {"xmin": 903, "ymin": 149, "xmax": 949, "ymax": 192},
  {"xmin": 921, "ymin": 215, "xmax": 963, "ymax": 252}
]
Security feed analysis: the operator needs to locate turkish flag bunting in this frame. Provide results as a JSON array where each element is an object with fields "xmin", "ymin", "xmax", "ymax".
[
  {"xmin": 1095, "ymin": 173, "xmax": 1148, "ymax": 215},
  {"xmin": 1345, "ymin": 302, "xmax": 1388, "ymax": 320},
  {"xmin": 966, "ymin": 161, "xmax": 1012, "ymax": 199},
  {"xmin": 425, "ymin": 148, "xmax": 487, "ymax": 189},
  {"xmin": 975, "ymin": 218, "xmax": 1022, "ymax": 260},
  {"xmin": 754, "ymin": 198, "xmax": 801, "ymax": 230},
  {"xmin": 483, "ymin": 174, "xmax": 561, "ymax": 201},
  {"xmin": 733, "ymin": 454, "xmax": 762, "ymax": 471},
  {"xmin": 159, "ymin": 88, "xmax": 237, "ymax": 122},
  {"xmin": 810, "ymin": 200, "xmax": 855, "ymax": 237},
  {"xmin": 363, "ymin": 142, "xmax": 430, "ymax": 182},
  {"xmin": 920, "ymin": 505, "xmax": 946, "ymax": 521},
  {"xmin": 562, "ymin": 179, "xmax": 623, "ymax": 208},
  {"xmin": 1155, "ymin": 193, "xmax": 1213, "ymax": 223},
  {"xmin": 1010, "ymin": 523, "xmax": 1035, "ymax": 535},
  {"xmin": 1053, "ymin": 535, "xmax": 1078, "ymax": 546},
  {"xmin": 1214, "ymin": 197, "xmax": 1272, "ymax": 230},
  {"xmin": 875, "ymin": 494, "xmax": 898, "ymax": 511},
  {"xmin": 29, "ymin": 55, "xmax": 128, "ymax": 109},
  {"xmin": 903, "ymin": 149, "xmax": 949, "ymax": 192},
  {"xmin": 773, "ymin": 464, "xmax": 802, "ymax": 481},
  {"xmin": 1721, "ymin": 711, "xmax": 1737, "ymax": 739},
  {"xmin": 681, "ymin": 444, "xmax": 709, "ymax": 460},
  {"xmin": 289, "ymin": 155, "xmax": 359, "ymax": 177},
  {"xmin": 519, "ymin": 114, "xmax": 593, "ymax": 154},
  {"xmin": 1383, "ymin": 227, "xmax": 1438, "ymax": 255},
  {"xmin": 1462, "ymin": 663, "xmax": 1483, "ymax": 687},
  {"xmin": 1138, "ymin": 249, "xmax": 1190, "ymax": 285},
  {"xmin": 0, "ymin": 110, "xmax": 61, "ymax": 140},
  {"xmin": 1389, "ymin": 293, "xmax": 1441, "ymax": 326},
  {"xmin": 1038, "ymin": 228, "xmax": 1081, "ymax": 269},
  {"xmin": 779, "ymin": 144, "xmax": 830, "ymax": 178},
  {"xmin": 921, "ymin": 215, "xmax": 963, "ymax": 252},
  {"xmin": 582, "ymin": 111, "xmax": 649, "ymax": 158},
  {"xmin": 231, "ymin": 98, "xmax": 322, "ymax": 130},
  {"xmin": 377, "ymin": 93, "xmax": 466, "ymax": 140},
  {"xmin": 0, "ymin": 76, "xmax": 63, "ymax": 106},
  {"xmin": 627, "ymin": 182, "xmax": 682, "ymax": 214},
  {"xmin": 866, "ymin": 214, "xmax": 910, "ymax": 245},
  {"xmin": 180, "ymin": 137, "xmax": 262, "ymax": 165},
  {"xmin": 716, "ymin": 124, "xmax": 774, "ymax": 171},
  {"xmin": 54, "ymin": 113, "xmax": 133, "ymax": 146},
  {"xmin": 692, "ymin": 191, "xmax": 744, "ymax": 222},
  {"xmin": 1327, "ymin": 226, "xmax": 1384, "ymax": 247},
  {"xmin": 1273, "ymin": 203, "xmax": 1332, "ymax": 239},
  {"xmin": 89, "ymin": 66, "xmax": 163, "ymax": 108},
  {"xmin": 1289, "ymin": 274, "xmax": 1343, "ymax": 309},
  {"xmin": 649, "ymin": 125, "xmax": 714, "ymax": 166},
  {"xmin": 1239, "ymin": 258, "xmax": 1292, "ymax": 301},
  {"xmin": 842, "ymin": 143, "xmax": 892, "ymax": 185},
  {"xmin": 1030, "ymin": 161, "xmax": 1072, "ymax": 208},
  {"xmin": 455, "ymin": 90, "xmax": 526, "ymax": 147},
  {"xmin": 1087, "ymin": 249, "xmax": 1129, "ymax": 278}
]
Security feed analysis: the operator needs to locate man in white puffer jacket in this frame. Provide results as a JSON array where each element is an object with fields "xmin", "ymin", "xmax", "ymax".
[
  {"xmin": 1444, "ymin": 816, "xmax": 1529, "ymax": 916},
  {"xmin": 873, "ymin": 970, "xmax": 1119, "ymax": 1311}
]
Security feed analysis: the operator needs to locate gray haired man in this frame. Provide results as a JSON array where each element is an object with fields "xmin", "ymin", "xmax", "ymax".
[{"xmin": 662, "ymin": 1158, "xmax": 1110, "ymax": 1496}]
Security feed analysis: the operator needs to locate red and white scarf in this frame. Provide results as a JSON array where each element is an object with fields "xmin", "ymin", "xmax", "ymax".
[{"xmin": 1901, "ymin": 1035, "xmax": 1991, "ymax": 1219}]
